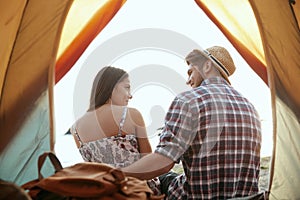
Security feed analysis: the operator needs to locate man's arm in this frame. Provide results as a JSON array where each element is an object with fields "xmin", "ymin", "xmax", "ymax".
[{"xmin": 122, "ymin": 152, "xmax": 175, "ymax": 180}]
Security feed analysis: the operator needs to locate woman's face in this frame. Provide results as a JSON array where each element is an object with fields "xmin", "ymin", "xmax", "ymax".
[{"xmin": 111, "ymin": 77, "xmax": 132, "ymax": 106}]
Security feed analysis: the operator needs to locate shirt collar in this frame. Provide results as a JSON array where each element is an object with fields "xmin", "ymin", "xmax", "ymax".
[{"xmin": 200, "ymin": 76, "xmax": 229, "ymax": 86}]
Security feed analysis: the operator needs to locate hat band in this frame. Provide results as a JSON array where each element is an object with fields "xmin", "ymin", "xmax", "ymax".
[{"xmin": 204, "ymin": 50, "xmax": 230, "ymax": 76}]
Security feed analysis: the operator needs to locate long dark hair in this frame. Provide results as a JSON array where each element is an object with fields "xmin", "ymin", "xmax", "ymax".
[{"xmin": 88, "ymin": 66, "xmax": 128, "ymax": 111}]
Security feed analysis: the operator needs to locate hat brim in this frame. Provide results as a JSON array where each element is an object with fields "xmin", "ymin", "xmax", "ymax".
[{"xmin": 214, "ymin": 64, "xmax": 231, "ymax": 84}]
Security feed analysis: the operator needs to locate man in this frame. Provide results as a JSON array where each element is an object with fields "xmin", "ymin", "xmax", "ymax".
[{"xmin": 122, "ymin": 46, "xmax": 261, "ymax": 199}]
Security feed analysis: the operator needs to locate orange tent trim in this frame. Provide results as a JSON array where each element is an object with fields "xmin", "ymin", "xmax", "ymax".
[{"xmin": 55, "ymin": 0, "xmax": 126, "ymax": 83}]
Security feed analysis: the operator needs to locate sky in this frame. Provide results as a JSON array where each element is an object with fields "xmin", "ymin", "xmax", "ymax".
[{"xmin": 54, "ymin": 0, "xmax": 272, "ymax": 166}]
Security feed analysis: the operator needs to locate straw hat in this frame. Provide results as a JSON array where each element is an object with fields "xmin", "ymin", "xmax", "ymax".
[{"xmin": 204, "ymin": 46, "xmax": 236, "ymax": 84}]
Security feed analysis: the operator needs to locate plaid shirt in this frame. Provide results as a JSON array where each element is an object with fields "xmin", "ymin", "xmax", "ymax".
[{"xmin": 155, "ymin": 77, "xmax": 261, "ymax": 200}]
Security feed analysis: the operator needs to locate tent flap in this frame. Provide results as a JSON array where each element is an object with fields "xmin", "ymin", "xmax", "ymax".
[
  {"xmin": 194, "ymin": 0, "xmax": 268, "ymax": 85},
  {"xmin": 55, "ymin": 0, "xmax": 126, "ymax": 83},
  {"xmin": 251, "ymin": 0, "xmax": 300, "ymax": 199},
  {"xmin": 0, "ymin": 0, "xmax": 27, "ymax": 101},
  {"xmin": 0, "ymin": 0, "xmax": 73, "ymax": 184}
]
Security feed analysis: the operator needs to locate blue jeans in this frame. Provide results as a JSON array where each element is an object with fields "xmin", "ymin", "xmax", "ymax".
[{"xmin": 158, "ymin": 171, "xmax": 179, "ymax": 196}]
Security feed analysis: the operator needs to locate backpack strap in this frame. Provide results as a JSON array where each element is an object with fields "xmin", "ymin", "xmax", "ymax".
[
  {"xmin": 37, "ymin": 152, "xmax": 63, "ymax": 180},
  {"xmin": 118, "ymin": 107, "xmax": 128, "ymax": 136}
]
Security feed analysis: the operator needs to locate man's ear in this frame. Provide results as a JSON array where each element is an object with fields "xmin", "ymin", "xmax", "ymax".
[{"xmin": 202, "ymin": 60, "xmax": 213, "ymax": 74}]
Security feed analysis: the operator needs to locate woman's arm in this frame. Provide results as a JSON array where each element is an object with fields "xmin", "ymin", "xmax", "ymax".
[{"xmin": 129, "ymin": 108, "xmax": 152, "ymax": 155}]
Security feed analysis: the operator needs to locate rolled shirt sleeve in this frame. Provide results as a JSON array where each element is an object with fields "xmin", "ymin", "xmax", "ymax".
[{"xmin": 155, "ymin": 95, "xmax": 198, "ymax": 162}]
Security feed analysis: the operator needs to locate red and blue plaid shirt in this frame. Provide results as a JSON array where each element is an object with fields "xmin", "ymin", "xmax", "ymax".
[{"xmin": 155, "ymin": 77, "xmax": 261, "ymax": 200}]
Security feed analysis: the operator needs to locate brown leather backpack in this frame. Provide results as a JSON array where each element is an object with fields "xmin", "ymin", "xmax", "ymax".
[{"xmin": 21, "ymin": 151, "xmax": 164, "ymax": 200}]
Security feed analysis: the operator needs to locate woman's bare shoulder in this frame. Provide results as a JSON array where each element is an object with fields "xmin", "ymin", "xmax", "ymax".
[
  {"xmin": 72, "ymin": 110, "xmax": 102, "ymax": 130},
  {"xmin": 127, "ymin": 107, "xmax": 145, "ymax": 126},
  {"xmin": 127, "ymin": 107, "xmax": 143, "ymax": 116}
]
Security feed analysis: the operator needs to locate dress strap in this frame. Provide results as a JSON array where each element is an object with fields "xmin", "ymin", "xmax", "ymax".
[
  {"xmin": 72, "ymin": 126, "xmax": 84, "ymax": 147},
  {"xmin": 118, "ymin": 107, "xmax": 128, "ymax": 136}
]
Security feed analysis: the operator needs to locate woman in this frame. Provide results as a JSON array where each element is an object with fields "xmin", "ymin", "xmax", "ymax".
[
  {"xmin": 70, "ymin": 66, "xmax": 160, "ymax": 194},
  {"xmin": 70, "ymin": 66, "xmax": 151, "ymax": 166}
]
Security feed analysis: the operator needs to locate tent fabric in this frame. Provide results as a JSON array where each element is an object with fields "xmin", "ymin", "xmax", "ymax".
[
  {"xmin": 0, "ymin": 0, "xmax": 27, "ymax": 148},
  {"xmin": 250, "ymin": 1, "xmax": 300, "ymax": 199},
  {"xmin": 270, "ymin": 98, "xmax": 300, "ymax": 199},
  {"xmin": 0, "ymin": 92, "xmax": 52, "ymax": 185},
  {"xmin": 195, "ymin": 0, "xmax": 268, "ymax": 85},
  {"xmin": 0, "ymin": 0, "xmax": 73, "ymax": 153},
  {"xmin": 250, "ymin": 0, "xmax": 300, "ymax": 119},
  {"xmin": 292, "ymin": 1, "xmax": 300, "ymax": 29},
  {"xmin": 195, "ymin": 0, "xmax": 300, "ymax": 199},
  {"xmin": 55, "ymin": 0, "xmax": 126, "ymax": 83},
  {"xmin": 0, "ymin": 0, "xmax": 27, "ymax": 99},
  {"xmin": 0, "ymin": 0, "xmax": 73, "ymax": 184}
]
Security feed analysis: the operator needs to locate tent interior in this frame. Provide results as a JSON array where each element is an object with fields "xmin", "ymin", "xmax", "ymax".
[{"xmin": 0, "ymin": 0, "xmax": 299, "ymax": 199}]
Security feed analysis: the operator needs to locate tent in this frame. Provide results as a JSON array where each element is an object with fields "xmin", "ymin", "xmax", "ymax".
[{"xmin": 0, "ymin": 0, "xmax": 299, "ymax": 199}]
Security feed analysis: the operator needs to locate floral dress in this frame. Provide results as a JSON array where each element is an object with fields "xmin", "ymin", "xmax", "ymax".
[{"xmin": 73, "ymin": 107, "xmax": 161, "ymax": 195}]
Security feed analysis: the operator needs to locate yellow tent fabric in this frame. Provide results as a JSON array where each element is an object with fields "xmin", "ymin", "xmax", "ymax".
[
  {"xmin": 195, "ymin": 0, "xmax": 268, "ymax": 85},
  {"xmin": 0, "ymin": 0, "xmax": 73, "ymax": 185},
  {"xmin": 55, "ymin": 0, "xmax": 126, "ymax": 83},
  {"xmin": 0, "ymin": 0, "xmax": 73, "ymax": 153},
  {"xmin": 251, "ymin": 1, "xmax": 300, "ymax": 199}
]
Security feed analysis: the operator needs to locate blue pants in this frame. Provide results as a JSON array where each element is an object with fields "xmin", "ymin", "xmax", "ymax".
[{"xmin": 158, "ymin": 171, "xmax": 179, "ymax": 196}]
